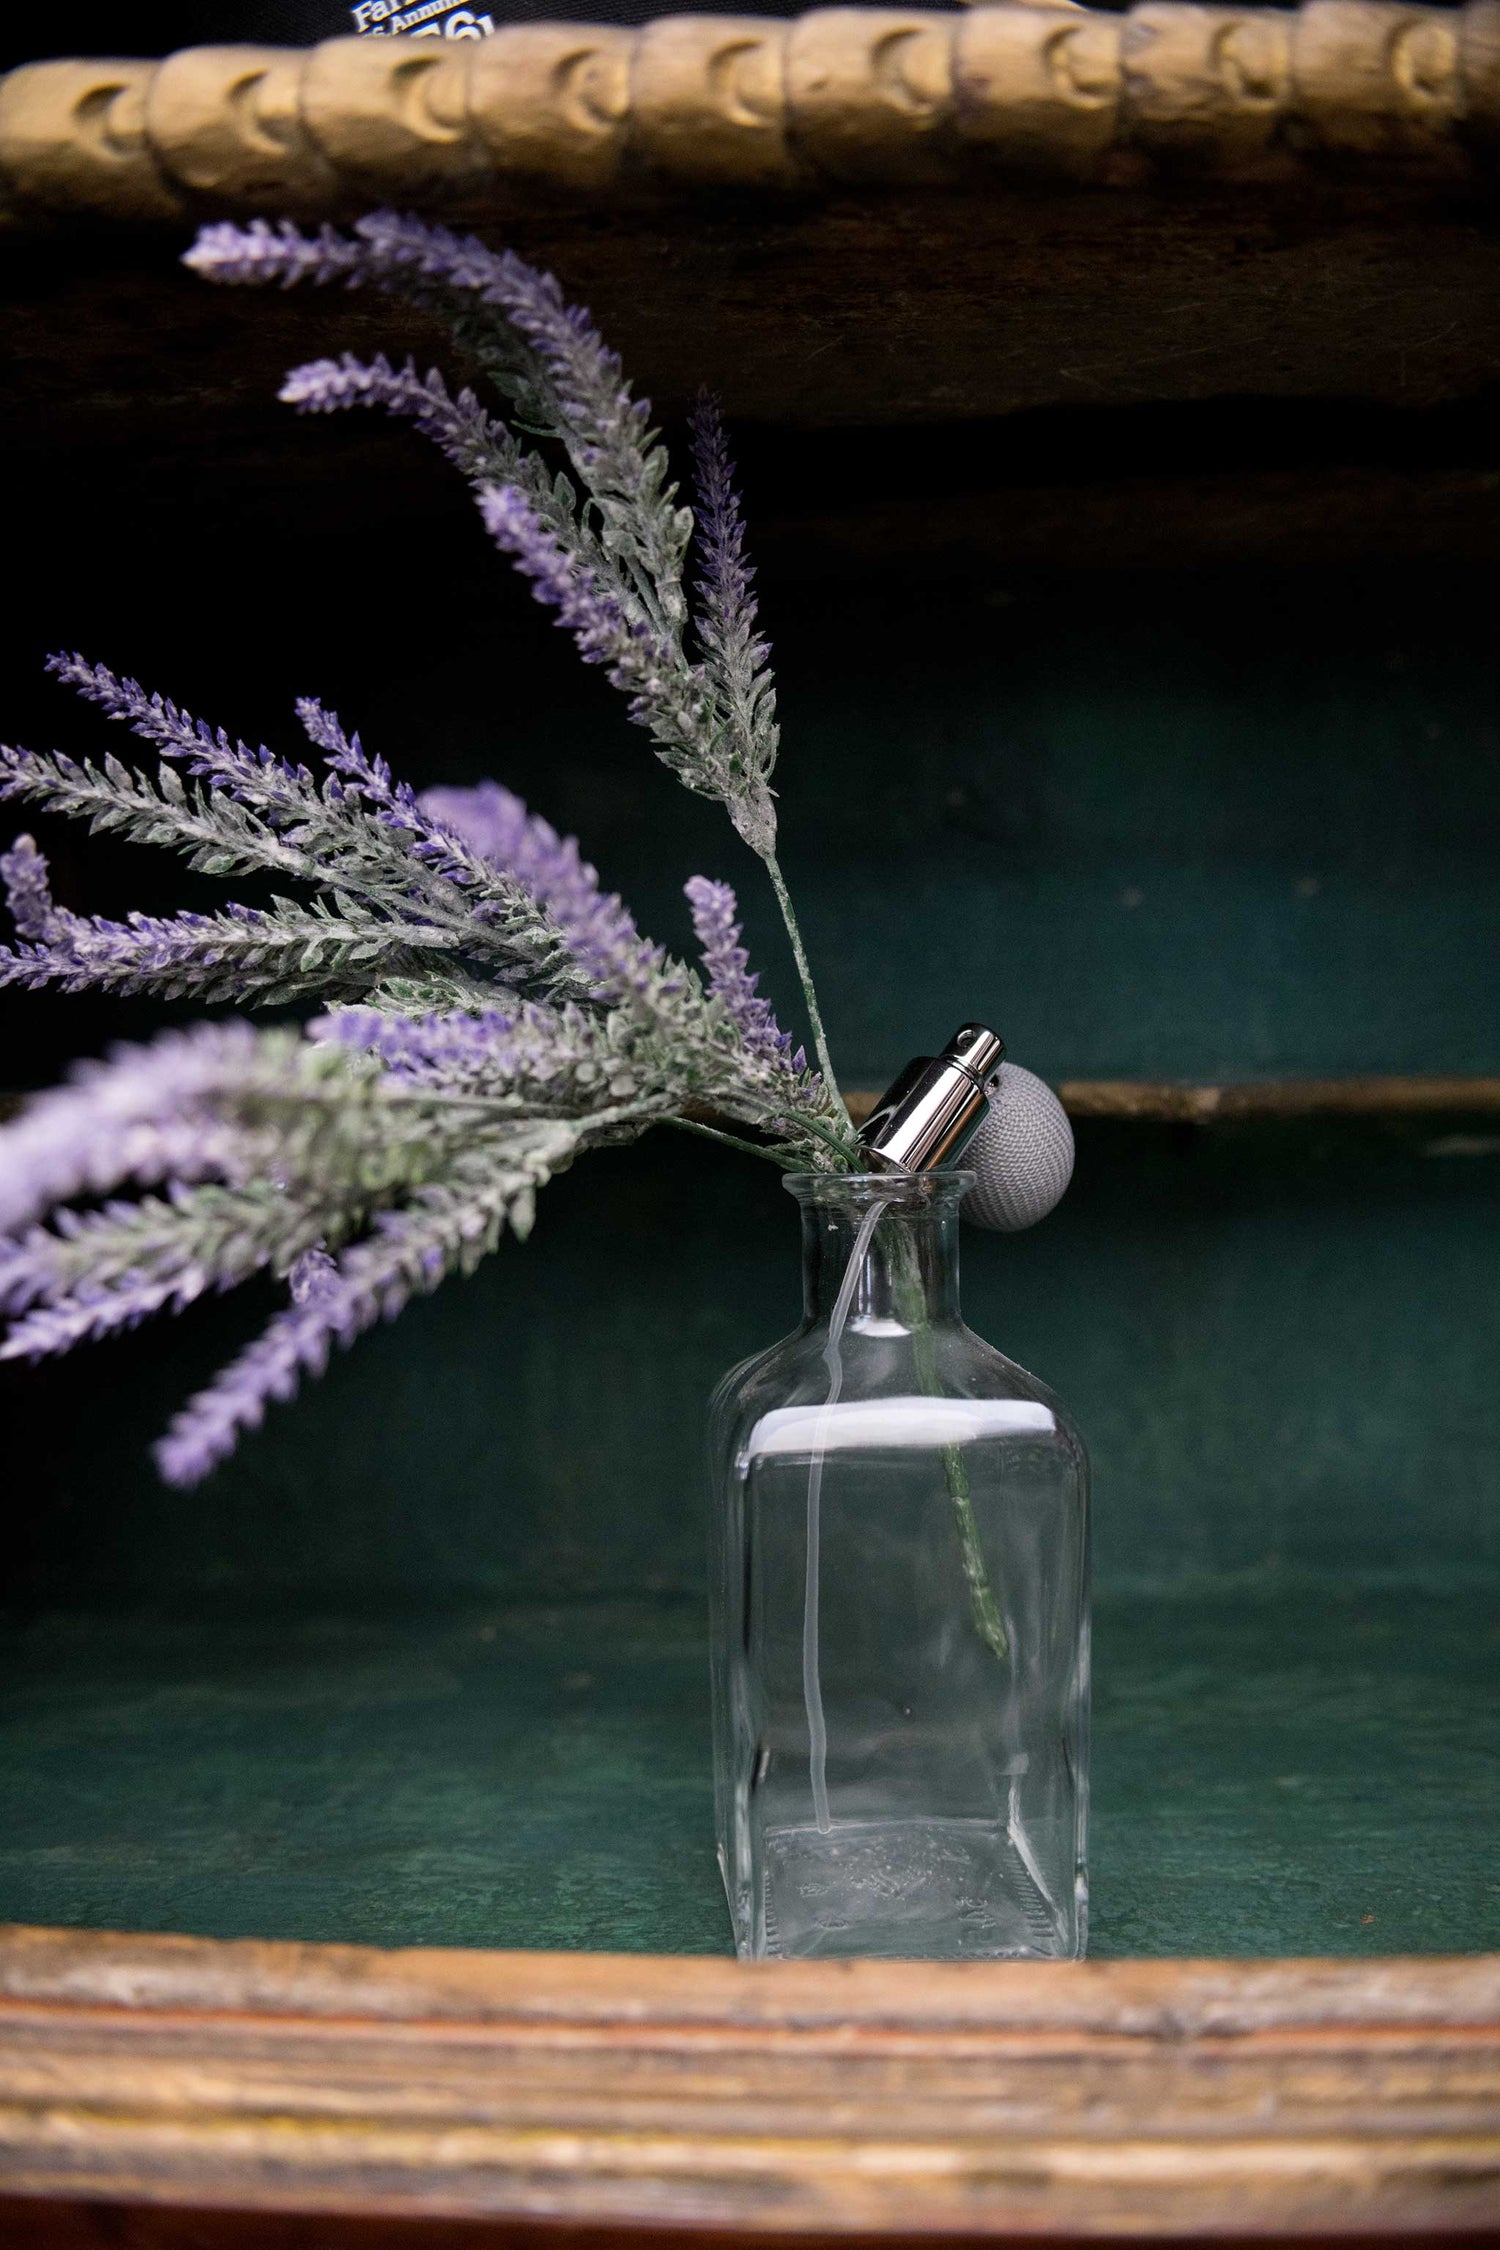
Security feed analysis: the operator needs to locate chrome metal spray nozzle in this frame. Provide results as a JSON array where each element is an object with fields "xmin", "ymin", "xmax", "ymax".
[{"xmin": 858, "ymin": 1024, "xmax": 1005, "ymax": 1174}]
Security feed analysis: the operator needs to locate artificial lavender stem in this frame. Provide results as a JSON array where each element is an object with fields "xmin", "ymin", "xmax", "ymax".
[
  {"xmin": 890, "ymin": 1223, "xmax": 1009, "ymax": 1662},
  {"xmin": 762, "ymin": 851, "xmax": 852, "ymax": 1134},
  {"xmin": 664, "ymin": 1115, "xmax": 797, "ymax": 1167}
]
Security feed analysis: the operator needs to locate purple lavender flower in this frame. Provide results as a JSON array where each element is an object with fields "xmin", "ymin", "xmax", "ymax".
[
  {"xmin": 685, "ymin": 876, "xmax": 805, "ymax": 1077},
  {"xmin": 319, "ymin": 213, "xmax": 645, "ymax": 481},
  {"xmin": 315, "ymin": 1004, "xmax": 517, "ymax": 1079},
  {"xmin": 0, "ymin": 882, "xmax": 449, "ymax": 1005},
  {"xmin": 0, "ymin": 223, "xmax": 853, "ymax": 1492},
  {"xmin": 2, "ymin": 1269, "xmax": 208, "ymax": 1361},
  {"xmin": 689, "ymin": 397, "xmax": 767, "ymax": 685},
  {"xmin": 183, "ymin": 219, "xmax": 364, "ymax": 291},
  {"xmin": 188, "ymin": 221, "xmax": 791, "ymax": 837},
  {"xmin": 293, "ymin": 695, "xmax": 572, "ymax": 960},
  {"xmin": 47, "ymin": 652, "xmax": 317, "ymax": 806},
  {"xmin": 296, "ymin": 696, "xmax": 418, "ymax": 825},
  {"xmin": 288, "ymin": 1243, "xmax": 340, "ymax": 1304},
  {"xmin": 419, "ymin": 777, "xmax": 666, "ymax": 1002},
  {"xmin": 688, "ymin": 396, "xmax": 779, "ymax": 843},
  {"xmin": 280, "ymin": 354, "xmax": 507, "ymax": 483},
  {"xmin": 0, "ymin": 1023, "xmax": 263, "ymax": 1235},
  {"xmin": 0, "ymin": 835, "xmax": 68, "ymax": 942},
  {"xmin": 0, "ymin": 904, "xmax": 218, "ymax": 996},
  {"xmin": 153, "ymin": 1269, "xmax": 351, "ymax": 1485},
  {"xmin": 190, "ymin": 213, "xmax": 691, "ymax": 632},
  {"xmin": 476, "ymin": 486, "xmax": 703, "ymax": 760},
  {"xmin": 153, "ymin": 1162, "xmax": 546, "ymax": 1487},
  {"xmin": 190, "ymin": 214, "xmax": 650, "ymax": 495}
]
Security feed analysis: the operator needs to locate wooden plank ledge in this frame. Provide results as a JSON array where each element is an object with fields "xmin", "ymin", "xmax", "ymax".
[
  {"xmin": 842, "ymin": 1077, "xmax": 1500, "ymax": 1125},
  {"xmin": 0, "ymin": 1927, "xmax": 1496, "ymax": 2236},
  {"xmin": 4, "ymin": 4, "xmax": 1500, "ymax": 226},
  {"xmin": 6, "ymin": 1078, "xmax": 1497, "ymax": 1131}
]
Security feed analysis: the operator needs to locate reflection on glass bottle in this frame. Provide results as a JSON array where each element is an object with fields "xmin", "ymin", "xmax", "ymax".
[{"xmin": 708, "ymin": 1170, "xmax": 1089, "ymax": 1961}]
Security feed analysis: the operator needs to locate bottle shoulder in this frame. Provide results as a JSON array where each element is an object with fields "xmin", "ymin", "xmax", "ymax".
[
  {"xmin": 709, "ymin": 1317, "xmax": 1088, "ymax": 1472},
  {"xmin": 949, "ymin": 1322, "xmax": 1090, "ymax": 1475}
]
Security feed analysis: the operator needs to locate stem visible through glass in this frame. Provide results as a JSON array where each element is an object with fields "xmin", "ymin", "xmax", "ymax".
[{"xmin": 889, "ymin": 1220, "xmax": 1009, "ymax": 1663}]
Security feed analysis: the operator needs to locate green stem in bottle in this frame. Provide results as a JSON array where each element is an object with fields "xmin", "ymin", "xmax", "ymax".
[{"xmin": 890, "ymin": 1223, "xmax": 1010, "ymax": 1664}]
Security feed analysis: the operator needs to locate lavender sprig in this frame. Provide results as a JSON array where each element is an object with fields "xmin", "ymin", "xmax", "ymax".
[
  {"xmin": 475, "ymin": 487, "xmax": 730, "ymax": 822},
  {"xmin": 319, "ymin": 1000, "xmax": 666, "ymax": 1119},
  {"xmin": 685, "ymin": 877, "xmax": 811, "ymax": 1083},
  {"xmin": 0, "ymin": 220, "xmax": 861, "ymax": 1487},
  {"xmin": 0, "ymin": 1181, "xmax": 330, "ymax": 1354},
  {"xmin": 192, "ymin": 213, "xmax": 692, "ymax": 634},
  {"xmin": 280, "ymin": 352, "xmax": 509, "ymax": 479},
  {"xmin": 0, "ymin": 834, "xmax": 68, "ymax": 941},
  {"xmin": 151, "ymin": 1129, "xmax": 575, "ymax": 1487},
  {"xmin": 689, "ymin": 397, "xmax": 779, "ymax": 818},
  {"xmin": 418, "ymin": 778, "xmax": 670, "ymax": 1004},
  {"xmin": 5, "ymin": 664, "xmax": 582, "ymax": 999},
  {"xmin": 0, "ymin": 1022, "xmax": 274, "ymax": 1237},
  {"xmin": 188, "ymin": 217, "xmax": 778, "ymax": 852},
  {"xmin": 279, "ymin": 353, "xmax": 598, "ymax": 574},
  {"xmin": 0, "ymin": 852, "xmax": 469, "ymax": 1007},
  {"xmin": 181, "ymin": 219, "xmax": 363, "ymax": 291}
]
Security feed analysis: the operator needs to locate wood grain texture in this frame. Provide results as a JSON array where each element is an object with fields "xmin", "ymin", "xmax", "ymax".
[
  {"xmin": 0, "ymin": 1929, "xmax": 1496, "ymax": 2236},
  {"xmin": 8, "ymin": 192, "xmax": 1500, "ymax": 441}
]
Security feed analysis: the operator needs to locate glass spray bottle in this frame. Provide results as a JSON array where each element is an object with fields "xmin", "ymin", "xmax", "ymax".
[{"xmin": 707, "ymin": 1028, "xmax": 1090, "ymax": 1960}]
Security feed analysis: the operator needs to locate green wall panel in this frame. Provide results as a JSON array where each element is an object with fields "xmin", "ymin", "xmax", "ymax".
[
  {"xmin": 3, "ymin": 555, "xmax": 1498, "ymax": 1091},
  {"xmin": 3, "ymin": 532, "xmax": 1497, "ymax": 1607},
  {"xmin": 7, "ymin": 1116, "xmax": 1497, "ymax": 1604}
]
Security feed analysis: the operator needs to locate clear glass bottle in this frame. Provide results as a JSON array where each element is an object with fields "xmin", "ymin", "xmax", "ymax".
[{"xmin": 708, "ymin": 1171, "xmax": 1089, "ymax": 1961}]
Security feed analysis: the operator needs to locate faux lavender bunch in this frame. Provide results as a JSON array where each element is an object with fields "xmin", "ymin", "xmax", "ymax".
[{"xmin": 0, "ymin": 216, "xmax": 860, "ymax": 1482}]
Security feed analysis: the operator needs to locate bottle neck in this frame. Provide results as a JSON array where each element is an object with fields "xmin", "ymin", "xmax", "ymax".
[{"xmin": 796, "ymin": 1184, "xmax": 964, "ymax": 1331}]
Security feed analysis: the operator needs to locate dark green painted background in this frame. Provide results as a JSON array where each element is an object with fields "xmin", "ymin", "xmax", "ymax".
[
  {"xmin": 0, "ymin": 418, "xmax": 1496, "ymax": 1954},
  {"xmin": 9, "ymin": 1115, "xmax": 1500, "ymax": 1602}
]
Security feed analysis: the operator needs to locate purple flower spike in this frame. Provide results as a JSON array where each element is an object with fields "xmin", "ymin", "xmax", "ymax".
[
  {"xmin": 0, "ymin": 1022, "xmax": 260, "ymax": 1236},
  {"xmin": 477, "ymin": 486, "xmax": 706, "ymax": 768},
  {"xmin": 153, "ymin": 1163, "xmax": 545, "ymax": 1486},
  {"xmin": 689, "ymin": 396, "xmax": 762, "ymax": 677},
  {"xmin": 479, "ymin": 486, "xmax": 651, "ymax": 677},
  {"xmin": 420, "ymin": 779, "xmax": 664, "ymax": 1002},
  {"xmin": 1, "ymin": 835, "xmax": 68, "ymax": 943},
  {"xmin": 184, "ymin": 219, "xmax": 364, "ymax": 291},
  {"xmin": 315, "ymin": 1005, "xmax": 516, "ymax": 1081},
  {"xmin": 685, "ymin": 876, "xmax": 805, "ymax": 1077},
  {"xmin": 153, "ymin": 1278, "xmax": 349, "ymax": 1486},
  {"xmin": 279, "ymin": 353, "xmax": 506, "ymax": 483}
]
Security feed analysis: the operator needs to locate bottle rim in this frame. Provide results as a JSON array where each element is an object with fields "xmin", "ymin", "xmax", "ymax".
[{"xmin": 783, "ymin": 1170, "xmax": 974, "ymax": 1209}]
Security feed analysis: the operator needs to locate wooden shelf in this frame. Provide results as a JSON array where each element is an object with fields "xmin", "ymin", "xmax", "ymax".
[
  {"xmin": 5, "ymin": 1078, "xmax": 1499, "ymax": 1133},
  {"xmin": 0, "ymin": 1923, "xmax": 1496, "ymax": 2240},
  {"xmin": 2, "ymin": 7, "xmax": 1500, "ymax": 443},
  {"xmin": 844, "ymin": 1076, "xmax": 1500, "ymax": 1125}
]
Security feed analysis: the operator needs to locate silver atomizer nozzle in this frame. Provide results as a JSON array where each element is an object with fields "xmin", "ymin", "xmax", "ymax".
[{"xmin": 858, "ymin": 1024, "xmax": 1005, "ymax": 1174}]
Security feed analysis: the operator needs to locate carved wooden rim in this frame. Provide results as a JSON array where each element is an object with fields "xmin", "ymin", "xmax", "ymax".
[
  {"xmin": 3, "ymin": 3, "xmax": 1500, "ymax": 225},
  {"xmin": 0, "ymin": 1927, "xmax": 1497, "ymax": 2234}
]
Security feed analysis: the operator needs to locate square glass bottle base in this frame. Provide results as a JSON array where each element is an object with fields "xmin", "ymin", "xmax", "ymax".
[{"xmin": 723, "ymin": 1817, "xmax": 1087, "ymax": 1961}]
